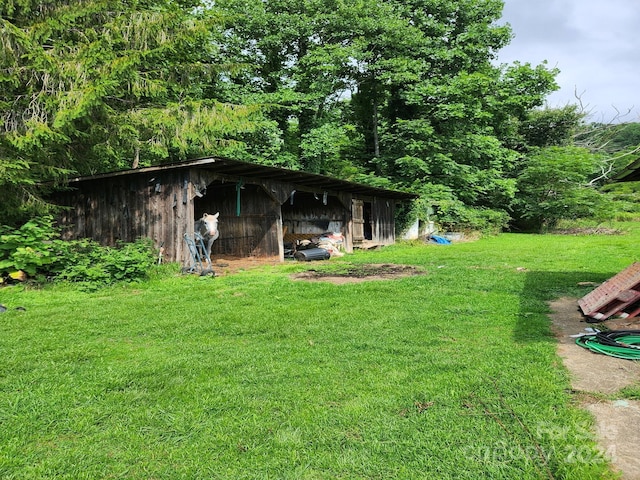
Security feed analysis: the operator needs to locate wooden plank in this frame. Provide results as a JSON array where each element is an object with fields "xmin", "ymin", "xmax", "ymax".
[
  {"xmin": 578, "ymin": 263, "xmax": 640, "ymax": 320},
  {"xmin": 352, "ymin": 199, "xmax": 364, "ymax": 241}
]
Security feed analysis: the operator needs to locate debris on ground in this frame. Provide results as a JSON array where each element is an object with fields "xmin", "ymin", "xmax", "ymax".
[
  {"xmin": 550, "ymin": 298, "xmax": 640, "ymax": 480},
  {"xmin": 0, "ymin": 304, "xmax": 26, "ymax": 313},
  {"xmin": 578, "ymin": 262, "xmax": 640, "ymax": 322},
  {"xmin": 285, "ymin": 232, "xmax": 345, "ymax": 259},
  {"xmin": 427, "ymin": 234, "xmax": 451, "ymax": 245},
  {"xmin": 293, "ymin": 248, "xmax": 331, "ymax": 261}
]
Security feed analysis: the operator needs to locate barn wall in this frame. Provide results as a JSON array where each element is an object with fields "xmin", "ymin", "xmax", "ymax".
[
  {"xmin": 352, "ymin": 195, "xmax": 396, "ymax": 247},
  {"xmin": 374, "ymin": 196, "xmax": 397, "ymax": 245},
  {"xmin": 55, "ymin": 170, "xmax": 193, "ymax": 263},
  {"xmin": 53, "ymin": 165, "xmax": 403, "ymax": 264},
  {"xmin": 281, "ymin": 191, "xmax": 348, "ymax": 234}
]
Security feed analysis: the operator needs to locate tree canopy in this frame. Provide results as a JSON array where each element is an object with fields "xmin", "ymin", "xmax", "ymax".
[
  {"xmin": 2, "ymin": 0, "xmax": 634, "ymax": 230},
  {"xmin": 0, "ymin": 0, "xmax": 270, "ymax": 223}
]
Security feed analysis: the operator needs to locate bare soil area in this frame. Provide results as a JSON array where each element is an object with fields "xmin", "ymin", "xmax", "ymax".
[
  {"xmin": 290, "ymin": 263, "xmax": 426, "ymax": 284},
  {"xmin": 201, "ymin": 258, "xmax": 425, "ymax": 283},
  {"xmin": 205, "ymin": 256, "xmax": 283, "ymax": 276},
  {"xmin": 549, "ymin": 297, "xmax": 640, "ymax": 479}
]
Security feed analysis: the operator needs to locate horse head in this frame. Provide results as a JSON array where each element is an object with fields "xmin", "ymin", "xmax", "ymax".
[{"xmin": 199, "ymin": 212, "xmax": 219, "ymax": 238}]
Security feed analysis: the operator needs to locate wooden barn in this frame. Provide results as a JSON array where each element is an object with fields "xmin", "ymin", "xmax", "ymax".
[{"xmin": 52, "ymin": 157, "xmax": 416, "ymax": 264}]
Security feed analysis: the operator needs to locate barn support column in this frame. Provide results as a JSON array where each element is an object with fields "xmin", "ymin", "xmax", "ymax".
[
  {"xmin": 337, "ymin": 192, "xmax": 354, "ymax": 253},
  {"xmin": 258, "ymin": 183, "xmax": 286, "ymax": 261}
]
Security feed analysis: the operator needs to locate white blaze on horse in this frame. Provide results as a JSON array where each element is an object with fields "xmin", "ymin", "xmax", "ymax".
[{"xmin": 195, "ymin": 212, "xmax": 219, "ymax": 262}]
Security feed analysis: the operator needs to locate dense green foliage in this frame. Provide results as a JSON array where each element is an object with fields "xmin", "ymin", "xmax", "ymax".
[
  {"xmin": 0, "ymin": 217, "xmax": 156, "ymax": 288},
  {"xmin": 0, "ymin": 0, "xmax": 273, "ymax": 224},
  {"xmin": 3, "ymin": 227, "xmax": 639, "ymax": 478},
  {"xmin": 1, "ymin": 0, "xmax": 639, "ymax": 230},
  {"xmin": 51, "ymin": 238, "xmax": 157, "ymax": 289},
  {"xmin": 512, "ymin": 147, "xmax": 611, "ymax": 231},
  {"xmin": 0, "ymin": 217, "xmax": 60, "ymax": 278}
]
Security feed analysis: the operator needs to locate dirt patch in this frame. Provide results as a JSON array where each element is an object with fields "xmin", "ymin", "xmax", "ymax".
[
  {"xmin": 203, "ymin": 256, "xmax": 282, "ymax": 276},
  {"xmin": 290, "ymin": 263, "xmax": 426, "ymax": 284},
  {"xmin": 549, "ymin": 297, "xmax": 640, "ymax": 479},
  {"xmin": 190, "ymin": 258, "xmax": 425, "ymax": 283}
]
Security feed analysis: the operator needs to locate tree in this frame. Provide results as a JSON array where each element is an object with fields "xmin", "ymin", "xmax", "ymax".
[
  {"xmin": 2, "ymin": 0, "xmax": 569, "ymax": 232},
  {"xmin": 515, "ymin": 105, "xmax": 584, "ymax": 150},
  {"xmin": 0, "ymin": 0, "xmax": 270, "ymax": 224},
  {"xmin": 352, "ymin": 3, "xmax": 559, "ymax": 224},
  {"xmin": 215, "ymin": 0, "xmax": 560, "ymax": 231},
  {"xmin": 511, "ymin": 146, "xmax": 610, "ymax": 231}
]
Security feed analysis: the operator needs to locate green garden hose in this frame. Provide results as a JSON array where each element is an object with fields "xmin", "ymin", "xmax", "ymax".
[{"xmin": 576, "ymin": 330, "xmax": 640, "ymax": 360}]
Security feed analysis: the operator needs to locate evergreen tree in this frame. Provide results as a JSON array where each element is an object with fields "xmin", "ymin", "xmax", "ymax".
[{"xmin": 0, "ymin": 0, "xmax": 266, "ymax": 224}]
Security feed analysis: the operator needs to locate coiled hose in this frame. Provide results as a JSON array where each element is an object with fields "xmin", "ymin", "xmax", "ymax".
[{"xmin": 576, "ymin": 330, "xmax": 640, "ymax": 360}]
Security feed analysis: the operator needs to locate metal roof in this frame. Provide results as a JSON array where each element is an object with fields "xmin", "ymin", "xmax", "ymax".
[
  {"xmin": 614, "ymin": 157, "xmax": 640, "ymax": 183},
  {"xmin": 65, "ymin": 156, "xmax": 418, "ymax": 200}
]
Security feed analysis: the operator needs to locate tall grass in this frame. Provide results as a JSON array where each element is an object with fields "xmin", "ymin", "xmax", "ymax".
[{"xmin": 1, "ymin": 226, "xmax": 638, "ymax": 479}]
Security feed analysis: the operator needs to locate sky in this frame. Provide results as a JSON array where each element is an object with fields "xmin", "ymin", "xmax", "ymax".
[{"xmin": 496, "ymin": 0, "xmax": 640, "ymax": 122}]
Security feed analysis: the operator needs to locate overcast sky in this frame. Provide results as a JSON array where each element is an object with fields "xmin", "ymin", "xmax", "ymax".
[{"xmin": 496, "ymin": 0, "xmax": 640, "ymax": 122}]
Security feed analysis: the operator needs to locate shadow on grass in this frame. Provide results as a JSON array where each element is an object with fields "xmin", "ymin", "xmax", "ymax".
[{"xmin": 514, "ymin": 269, "xmax": 615, "ymax": 343}]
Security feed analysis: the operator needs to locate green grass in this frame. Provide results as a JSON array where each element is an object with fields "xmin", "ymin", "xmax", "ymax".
[{"xmin": 1, "ymin": 227, "xmax": 639, "ymax": 479}]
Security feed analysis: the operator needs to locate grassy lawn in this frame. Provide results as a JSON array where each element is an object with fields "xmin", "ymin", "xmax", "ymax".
[{"xmin": 1, "ymin": 225, "xmax": 638, "ymax": 479}]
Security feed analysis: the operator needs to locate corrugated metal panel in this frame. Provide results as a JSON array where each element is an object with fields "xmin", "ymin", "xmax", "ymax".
[{"xmin": 614, "ymin": 157, "xmax": 640, "ymax": 182}]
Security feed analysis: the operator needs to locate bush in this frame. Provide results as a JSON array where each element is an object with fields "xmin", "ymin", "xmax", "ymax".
[
  {"xmin": 0, "ymin": 217, "xmax": 157, "ymax": 288},
  {"xmin": 52, "ymin": 238, "xmax": 156, "ymax": 289},
  {"xmin": 0, "ymin": 216, "xmax": 58, "ymax": 280},
  {"xmin": 436, "ymin": 201, "xmax": 510, "ymax": 234},
  {"xmin": 511, "ymin": 146, "xmax": 611, "ymax": 232},
  {"xmin": 411, "ymin": 183, "xmax": 510, "ymax": 234}
]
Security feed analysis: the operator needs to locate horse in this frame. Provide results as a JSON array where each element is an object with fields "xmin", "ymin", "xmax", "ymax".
[{"xmin": 194, "ymin": 212, "xmax": 219, "ymax": 262}]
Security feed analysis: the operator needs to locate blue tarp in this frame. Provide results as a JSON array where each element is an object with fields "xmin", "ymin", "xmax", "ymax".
[{"xmin": 429, "ymin": 235, "xmax": 452, "ymax": 245}]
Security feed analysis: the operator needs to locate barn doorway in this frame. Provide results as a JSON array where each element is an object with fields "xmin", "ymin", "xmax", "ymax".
[
  {"xmin": 194, "ymin": 180, "xmax": 281, "ymax": 258},
  {"xmin": 281, "ymin": 191, "xmax": 345, "ymax": 236},
  {"xmin": 363, "ymin": 201, "xmax": 373, "ymax": 240},
  {"xmin": 193, "ymin": 181, "xmax": 251, "ymax": 257}
]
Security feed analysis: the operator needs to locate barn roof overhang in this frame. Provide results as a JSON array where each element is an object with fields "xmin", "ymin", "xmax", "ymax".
[
  {"xmin": 64, "ymin": 156, "xmax": 418, "ymax": 201},
  {"xmin": 613, "ymin": 157, "xmax": 640, "ymax": 183}
]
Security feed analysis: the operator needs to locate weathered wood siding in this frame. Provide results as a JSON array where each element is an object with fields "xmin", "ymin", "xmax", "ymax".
[
  {"xmin": 55, "ymin": 170, "xmax": 192, "ymax": 263},
  {"xmin": 351, "ymin": 199, "xmax": 364, "ymax": 242},
  {"xmin": 351, "ymin": 195, "xmax": 396, "ymax": 247},
  {"xmin": 281, "ymin": 191, "xmax": 349, "ymax": 241},
  {"xmin": 53, "ymin": 163, "xmax": 402, "ymax": 264}
]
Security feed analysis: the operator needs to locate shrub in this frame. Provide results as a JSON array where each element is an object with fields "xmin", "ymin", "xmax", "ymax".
[
  {"xmin": 435, "ymin": 199, "xmax": 510, "ymax": 234},
  {"xmin": 53, "ymin": 238, "xmax": 156, "ymax": 288},
  {"xmin": 0, "ymin": 216, "xmax": 58, "ymax": 280},
  {"xmin": 0, "ymin": 217, "xmax": 157, "ymax": 288},
  {"xmin": 411, "ymin": 183, "xmax": 511, "ymax": 234},
  {"xmin": 511, "ymin": 146, "xmax": 611, "ymax": 232}
]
